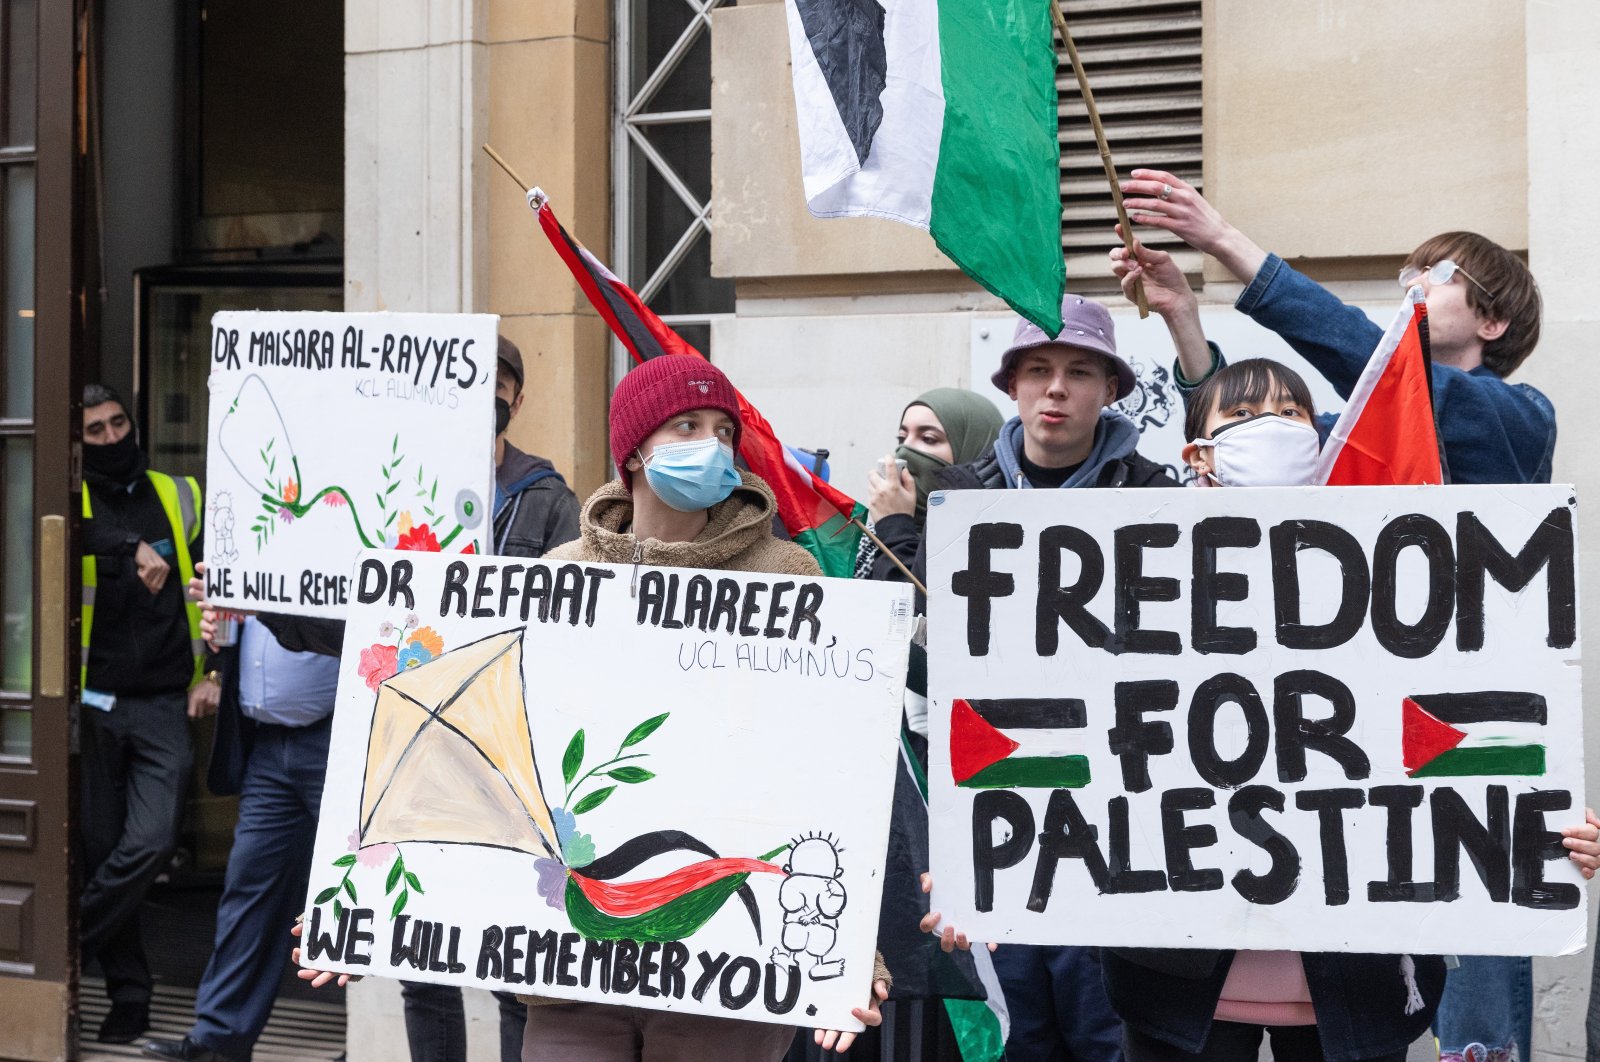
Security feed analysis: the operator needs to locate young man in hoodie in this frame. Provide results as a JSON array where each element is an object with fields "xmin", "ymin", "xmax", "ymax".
[
  {"xmin": 916, "ymin": 296, "xmax": 1177, "ymax": 1062},
  {"xmin": 532, "ymin": 353, "xmax": 888, "ymax": 1060},
  {"xmin": 398, "ymin": 336, "xmax": 581, "ymax": 1062},
  {"xmin": 490, "ymin": 337, "xmax": 580, "ymax": 556}
]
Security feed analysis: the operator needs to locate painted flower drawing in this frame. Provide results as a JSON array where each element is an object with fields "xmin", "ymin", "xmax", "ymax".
[
  {"xmin": 357, "ymin": 841, "xmax": 397, "ymax": 868},
  {"xmin": 358, "ymin": 643, "xmax": 399, "ymax": 691},
  {"xmin": 397, "ymin": 641, "xmax": 433, "ymax": 670},
  {"xmin": 534, "ymin": 857, "xmax": 567, "ymax": 910},
  {"xmin": 396, "ymin": 523, "xmax": 441, "ymax": 552}
]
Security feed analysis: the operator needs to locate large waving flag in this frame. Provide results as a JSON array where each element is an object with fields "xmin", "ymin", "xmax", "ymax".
[
  {"xmin": 783, "ymin": 0, "xmax": 1066, "ymax": 335},
  {"xmin": 1315, "ymin": 288, "xmax": 1445, "ymax": 486},
  {"xmin": 530, "ymin": 191, "xmax": 868, "ymax": 578}
]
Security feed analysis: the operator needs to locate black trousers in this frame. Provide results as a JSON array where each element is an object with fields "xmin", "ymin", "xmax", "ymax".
[
  {"xmin": 399, "ymin": 981, "xmax": 527, "ymax": 1062},
  {"xmin": 78, "ymin": 690, "xmax": 191, "ymax": 1005}
]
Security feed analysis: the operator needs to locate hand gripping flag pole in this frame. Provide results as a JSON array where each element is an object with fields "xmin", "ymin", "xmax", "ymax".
[{"xmin": 1050, "ymin": 0, "xmax": 1149, "ymax": 318}]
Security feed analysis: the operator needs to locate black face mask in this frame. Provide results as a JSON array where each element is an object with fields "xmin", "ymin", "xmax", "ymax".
[
  {"xmin": 83, "ymin": 431, "xmax": 148, "ymax": 486},
  {"xmin": 494, "ymin": 397, "xmax": 512, "ymax": 436}
]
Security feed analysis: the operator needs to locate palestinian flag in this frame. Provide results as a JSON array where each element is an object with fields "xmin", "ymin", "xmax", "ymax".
[
  {"xmin": 889, "ymin": 723, "xmax": 1009, "ymax": 1062},
  {"xmin": 950, "ymin": 698, "xmax": 1090, "ymax": 789},
  {"xmin": 1316, "ymin": 288, "xmax": 1446, "ymax": 486},
  {"xmin": 565, "ymin": 837, "xmax": 787, "ymax": 942},
  {"xmin": 531, "ymin": 192, "xmax": 868, "ymax": 577},
  {"xmin": 783, "ymin": 0, "xmax": 1066, "ymax": 335},
  {"xmin": 1403, "ymin": 692, "xmax": 1548, "ymax": 779}
]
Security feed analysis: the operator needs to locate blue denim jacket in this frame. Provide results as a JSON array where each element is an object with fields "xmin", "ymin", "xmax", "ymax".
[{"xmin": 1192, "ymin": 254, "xmax": 1557, "ymax": 485}]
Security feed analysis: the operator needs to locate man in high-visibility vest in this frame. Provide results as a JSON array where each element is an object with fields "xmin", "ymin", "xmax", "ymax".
[{"xmin": 79, "ymin": 383, "xmax": 215, "ymax": 1045}]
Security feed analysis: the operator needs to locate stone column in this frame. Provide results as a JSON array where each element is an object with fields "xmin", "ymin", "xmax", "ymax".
[
  {"xmin": 346, "ymin": 0, "xmax": 611, "ymax": 499},
  {"xmin": 341, "ymin": 4, "xmax": 612, "ymax": 1058},
  {"xmin": 1524, "ymin": 4, "xmax": 1600, "ymax": 1055},
  {"xmin": 483, "ymin": 3, "xmax": 613, "ymax": 497}
]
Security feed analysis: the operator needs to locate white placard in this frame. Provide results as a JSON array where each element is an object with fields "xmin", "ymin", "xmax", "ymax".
[
  {"xmin": 926, "ymin": 485, "xmax": 1586, "ymax": 956},
  {"xmin": 300, "ymin": 552, "xmax": 913, "ymax": 1030},
  {"xmin": 202, "ymin": 311, "xmax": 497, "ymax": 618}
]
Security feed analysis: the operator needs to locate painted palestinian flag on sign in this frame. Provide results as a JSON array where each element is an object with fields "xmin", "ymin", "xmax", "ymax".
[
  {"xmin": 783, "ymin": 0, "xmax": 1067, "ymax": 335},
  {"xmin": 530, "ymin": 192, "xmax": 868, "ymax": 578},
  {"xmin": 950, "ymin": 698, "xmax": 1091, "ymax": 789},
  {"xmin": 1316, "ymin": 287, "xmax": 1446, "ymax": 486},
  {"xmin": 1403, "ymin": 692, "xmax": 1548, "ymax": 778}
]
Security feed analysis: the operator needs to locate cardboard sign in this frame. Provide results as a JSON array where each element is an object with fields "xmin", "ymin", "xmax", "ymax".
[
  {"xmin": 925, "ymin": 485, "xmax": 1586, "ymax": 956},
  {"xmin": 202, "ymin": 311, "xmax": 497, "ymax": 618},
  {"xmin": 300, "ymin": 552, "xmax": 914, "ymax": 1029}
]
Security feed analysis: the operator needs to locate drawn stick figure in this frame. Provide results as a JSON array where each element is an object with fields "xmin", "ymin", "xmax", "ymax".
[
  {"xmin": 771, "ymin": 832, "xmax": 848, "ymax": 981},
  {"xmin": 210, "ymin": 491, "xmax": 240, "ymax": 564}
]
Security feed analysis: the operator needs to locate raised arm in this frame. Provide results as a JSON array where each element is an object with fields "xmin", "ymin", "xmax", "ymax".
[
  {"xmin": 1110, "ymin": 233, "xmax": 1213, "ymax": 385},
  {"xmin": 1119, "ymin": 169, "xmax": 1269, "ymax": 284}
]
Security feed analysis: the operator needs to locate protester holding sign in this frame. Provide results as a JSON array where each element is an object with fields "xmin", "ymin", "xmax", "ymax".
[
  {"xmin": 397, "ymin": 336, "xmax": 580, "ymax": 1062},
  {"xmin": 1101, "ymin": 358, "xmax": 1446, "ymax": 1062},
  {"xmin": 525, "ymin": 353, "xmax": 888, "ymax": 1059},
  {"xmin": 911, "ymin": 298, "xmax": 1178, "ymax": 1062},
  {"xmin": 1110, "ymin": 171, "xmax": 1552, "ymax": 487},
  {"xmin": 1110, "ymin": 173, "xmax": 1555, "ymax": 1062}
]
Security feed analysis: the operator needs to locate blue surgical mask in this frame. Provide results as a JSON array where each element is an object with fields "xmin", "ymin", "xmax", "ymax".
[{"xmin": 641, "ymin": 436, "xmax": 741, "ymax": 512}]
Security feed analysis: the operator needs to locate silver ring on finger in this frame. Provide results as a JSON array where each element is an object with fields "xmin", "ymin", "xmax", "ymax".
[{"xmin": 1160, "ymin": 183, "xmax": 1172, "ymax": 201}]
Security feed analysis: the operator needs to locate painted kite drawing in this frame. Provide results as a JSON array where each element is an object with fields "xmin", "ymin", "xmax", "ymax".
[{"xmin": 335, "ymin": 627, "xmax": 802, "ymax": 947}]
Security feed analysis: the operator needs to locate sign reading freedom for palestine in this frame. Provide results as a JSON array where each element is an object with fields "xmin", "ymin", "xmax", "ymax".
[{"xmin": 925, "ymin": 486, "xmax": 1586, "ymax": 956}]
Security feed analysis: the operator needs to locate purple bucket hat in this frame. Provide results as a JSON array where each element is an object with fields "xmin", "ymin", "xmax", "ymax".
[{"xmin": 991, "ymin": 296, "xmax": 1136, "ymax": 402}]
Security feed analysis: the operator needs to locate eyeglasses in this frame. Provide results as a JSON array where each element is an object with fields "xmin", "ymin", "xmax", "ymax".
[{"xmin": 1398, "ymin": 260, "xmax": 1496, "ymax": 303}]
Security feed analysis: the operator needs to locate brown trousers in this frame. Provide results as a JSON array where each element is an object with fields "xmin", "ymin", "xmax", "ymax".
[{"xmin": 521, "ymin": 1001, "xmax": 796, "ymax": 1062}]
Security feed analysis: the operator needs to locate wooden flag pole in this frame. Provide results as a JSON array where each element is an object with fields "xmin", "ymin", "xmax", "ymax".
[
  {"xmin": 850, "ymin": 517, "xmax": 929, "ymax": 597},
  {"xmin": 1050, "ymin": 2, "xmax": 1148, "ymax": 318},
  {"xmin": 483, "ymin": 143, "xmax": 532, "ymax": 193}
]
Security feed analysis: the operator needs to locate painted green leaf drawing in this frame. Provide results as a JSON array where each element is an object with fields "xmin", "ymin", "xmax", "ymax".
[
  {"xmin": 405, "ymin": 871, "xmax": 424, "ymax": 894},
  {"xmin": 332, "ymin": 897, "xmax": 344, "ymax": 922},
  {"xmin": 315, "ymin": 886, "xmax": 339, "ymax": 905},
  {"xmin": 608, "ymin": 766, "xmax": 655, "ymax": 784},
  {"xmin": 562, "ymin": 730, "xmax": 585, "ymax": 785},
  {"xmin": 386, "ymin": 860, "xmax": 404, "ymax": 893},
  {"xmin": 572, "ymin": 785, "xmax": 616, "ymax": 815},
  {"xmin": 332, "ymin": 854, "xmax": 357, "ymax": 868},
  {"xmin": 622, "ymin": 713, "xmax": 669, "ymax": 749},
  {"xmin": 342, "ymin": 877, "xmax": 357, "ymax": 902},
  {"xmin": 392, "ymin": 891, "xmax": 409, "ymax": 918}
]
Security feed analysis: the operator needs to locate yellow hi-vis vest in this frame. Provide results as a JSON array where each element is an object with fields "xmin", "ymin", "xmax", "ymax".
[{"xmin": 81, "ymin": 471, "xmax": 206, "ymax": 693}]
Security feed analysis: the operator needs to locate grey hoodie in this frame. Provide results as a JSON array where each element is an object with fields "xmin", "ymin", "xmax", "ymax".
[{"xmin": 992, "ymin": 407, "xmax": 1144, "ymax": 489}]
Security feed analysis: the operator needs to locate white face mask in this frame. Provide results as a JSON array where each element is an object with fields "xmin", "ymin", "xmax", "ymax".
[{"xmin": 1193, "ymin": 413, "xmax": 1321, "ymax": 487}]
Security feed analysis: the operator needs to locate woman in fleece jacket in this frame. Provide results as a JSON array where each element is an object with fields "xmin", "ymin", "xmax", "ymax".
[{"xmin": 529, "ymin": 354, "xmax": 889, "ymax": 1060}]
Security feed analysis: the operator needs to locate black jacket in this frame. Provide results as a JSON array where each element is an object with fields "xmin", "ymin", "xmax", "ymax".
[
  {"xmin": 909, "ymin": 443, "xmax": 1178, "ymax": 609},
  {"xmin": 1102, "ymin": 948, "xmax": 1445, "ymax": 1062},
  {"xmin": 493, "ymin": 444, "xmax": 580, "ymax": 558},
  {"xmin": 861, "ymin": 512, "xmax": 921, "ymax": 583}
]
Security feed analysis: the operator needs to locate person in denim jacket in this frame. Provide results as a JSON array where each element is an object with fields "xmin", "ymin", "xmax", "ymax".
[
  {"xmin": 1105, "ymin": 172, "xmax": 1555, "ymax": 1062},
  {"xmin": 1109, "ymin": 169, "xmax": 1552, "ymax": 490}
]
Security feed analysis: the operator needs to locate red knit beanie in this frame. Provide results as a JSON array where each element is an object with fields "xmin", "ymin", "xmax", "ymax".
[{"xmin": 609, "ymin": 355, "xmax": 743, "ymax": 483}]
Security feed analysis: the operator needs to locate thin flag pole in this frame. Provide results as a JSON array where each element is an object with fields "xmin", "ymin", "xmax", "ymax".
[
  {"xmin": 1050, "ymin": 1, "xmax": 1149, "ymax": 318},
  {"xmin": 851, "ymin": 517, "xmax": 929, "ymax": 597},
  {"xmin": 483, "ymin": 143, "xmax": 533, "ymax": 195}
]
